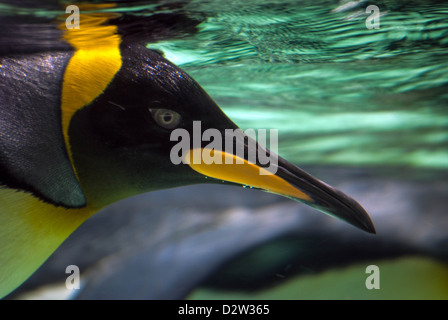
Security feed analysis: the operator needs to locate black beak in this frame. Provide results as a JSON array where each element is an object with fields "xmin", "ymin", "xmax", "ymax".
[
  {"xmin": 185, "ymin": 129, "xmax": 375, "ymax": 234},
  {"xmin": 274, "ymin": 156, "xmax": 376, "ymax": 233}
]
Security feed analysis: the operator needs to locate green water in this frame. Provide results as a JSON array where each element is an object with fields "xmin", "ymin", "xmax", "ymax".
[
  {"xmin": 1, "ymin": 0, "xmax": 447, "ymax": 170},
  {"xmin": 147, "ymin": 0, "xmax": 448, "ymax": 170},
  {"xmin": 189, "ymin": 257, "xmax": 448, "ymax": 300}
]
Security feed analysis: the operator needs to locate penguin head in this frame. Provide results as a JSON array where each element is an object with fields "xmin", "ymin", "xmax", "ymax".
[
  {"xmin": 68, "ymin": 44, "xmax": 234, "ymax": 205},
  {"xmin": 68, "ymin": 43, "xmax": 375, "ymax": 233}
]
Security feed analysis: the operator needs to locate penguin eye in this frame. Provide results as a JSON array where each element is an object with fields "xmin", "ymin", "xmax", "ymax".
[{"xmin": 149, "ymin": 108, "xmax": 181, "ymax": 129}]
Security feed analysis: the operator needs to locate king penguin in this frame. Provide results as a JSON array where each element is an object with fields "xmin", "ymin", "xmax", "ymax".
[{"xmin": 0, "ymin": 2, "xmax": 375, "ymax": 298}]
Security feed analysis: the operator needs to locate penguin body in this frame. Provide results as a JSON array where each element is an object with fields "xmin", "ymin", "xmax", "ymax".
[
  {"xmin": 0, "ymin": 52, "xmax": 84, "ymax": 296},
  {"xmin": 0, "ymin": 39, "xmax": 233, "ymax": 296},
  {"xmin": 0, "ymin": 4, "xmax": 375, "ymax": 298}
]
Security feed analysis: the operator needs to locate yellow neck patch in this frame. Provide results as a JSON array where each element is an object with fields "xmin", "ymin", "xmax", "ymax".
[
  {"xmin": 59, "ymin": 12, "xmax": 123, "ymax": 166},
  {"xmin": 0, "ymin": 8, "xmax": 124, "ymax": 299}
]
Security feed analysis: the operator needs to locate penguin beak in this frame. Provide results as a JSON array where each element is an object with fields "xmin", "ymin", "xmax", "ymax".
[
  {"xmin": 273, "ymin": 156, "xmax": 376, "ymax": 234},
  {"xmin": 184, "ymin": 130, "xmax": 376, "ymax": 234}
]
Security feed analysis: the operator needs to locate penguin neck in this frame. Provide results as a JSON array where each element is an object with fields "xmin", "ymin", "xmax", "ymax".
[
  {"xmin": 73, "ymin": 152, "xmax": 148, "ymax": 211},
  {"xmin": 69, "ymin": 134, "xmax": 172, "ymax": 211}
]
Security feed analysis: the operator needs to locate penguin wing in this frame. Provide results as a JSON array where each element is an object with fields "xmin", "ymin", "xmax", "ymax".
[{"xmin": 0, "ymin": 52, "xmax": 87, "ymax": 208}]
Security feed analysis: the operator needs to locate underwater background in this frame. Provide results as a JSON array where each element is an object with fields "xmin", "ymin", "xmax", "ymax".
[{"xmin": 1, "ymin": 0, "xmax": 448, "ymax": 299}]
